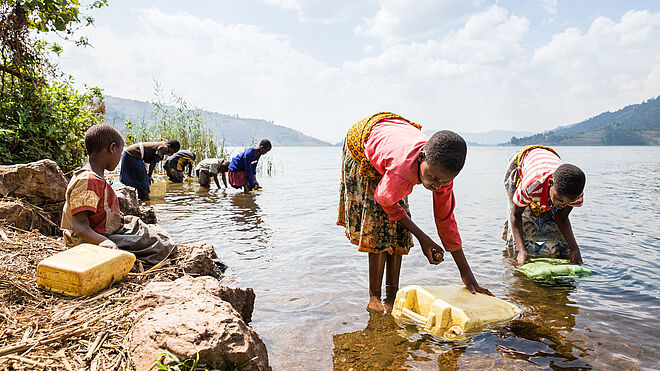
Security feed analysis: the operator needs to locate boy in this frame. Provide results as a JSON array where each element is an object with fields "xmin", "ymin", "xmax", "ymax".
[
  {"xmin": 164, "ymin": 149, "xmax": 196, "ymax": 182},
  {"xmin": 502, "ymin": 145, "xmax": 586, "ymax": 267},
  {"xmin": 337, "ymin": 112, "xmax": 491, "ymax": 312},
  {"xmin": 61, "ymin": 124, "xmax": 176, "ymax": 265},
  {"xmin": 228, "ymin": 139, "xmax": 271, "ymax": 192},
  {"xmin": 195, "ymin": 158, "xmax": 229, "ymax": 188},
  {"xmin": 120, "ymin": 139, "xmax": 180, "ymax": 200}
]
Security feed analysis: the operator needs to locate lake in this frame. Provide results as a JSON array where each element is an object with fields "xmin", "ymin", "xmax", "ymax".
[{"xmin": 148, "ymin": 146, "xmax": 660, "ymax": 370}]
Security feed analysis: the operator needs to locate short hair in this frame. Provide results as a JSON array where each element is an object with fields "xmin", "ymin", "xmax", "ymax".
[
  {"xmin": 554, "ymin": 164, "xmax": 585, "ymax": 196},
  {"xmin": 84, "ymin": 124, "xmax": 124, "ymax": 155},
  {"xmin": 259, "ymin": 139, "xmax": 272, "ymax": 151},
  {"xmin": 166, "ymin": 139, "xmax": 180, "ymax": 152},
  {"xmin": 424, "ymin": 130, "xmax": 467, "ymax": 173}
]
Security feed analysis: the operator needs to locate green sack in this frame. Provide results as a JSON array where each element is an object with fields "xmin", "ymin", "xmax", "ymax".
[{"xmin": 517, "ymin": 258, "xmax": 592, "ymax": 284}]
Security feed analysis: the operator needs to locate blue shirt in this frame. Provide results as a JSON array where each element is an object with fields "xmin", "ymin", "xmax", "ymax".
[{"xmin": 228, "ymin": 148, "xmax": 260, "ymax": 187}]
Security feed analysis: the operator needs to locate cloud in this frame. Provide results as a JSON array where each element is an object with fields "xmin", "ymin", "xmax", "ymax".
[
  {"xmin": 542, "ymin": 0, "xmax": 558, "ymax": 15},
  {"xmin": 354, "ymin": 0, "xmax": 485, "ymax": 44},
  {"xmin": 261, "ymin": 0, "xmax": 365, "ymax": 23}
]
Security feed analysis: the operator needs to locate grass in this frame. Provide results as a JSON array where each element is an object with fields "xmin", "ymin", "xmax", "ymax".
[{"xmin": 155, "ymin": 353, "xmax": 255, "ymax": 371}]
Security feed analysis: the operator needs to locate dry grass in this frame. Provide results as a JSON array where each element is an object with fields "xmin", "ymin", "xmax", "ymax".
[{"xmin": 0, "ymin": 225, "xmax": 234, "ymax": 370}]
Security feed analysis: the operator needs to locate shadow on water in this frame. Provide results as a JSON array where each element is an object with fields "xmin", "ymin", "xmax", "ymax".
[{"xmin": 332, "ymin": 310, "xmax": 466, "ymax": 370}]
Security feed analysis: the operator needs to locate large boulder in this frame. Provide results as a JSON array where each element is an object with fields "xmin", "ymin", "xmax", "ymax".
[
  {"xmin": 129, "ymin": 276, "xmax": 269, "ymax": 371},
  {"xmin": 132, "ymin": 275, "xmax": 254, "ymax": 323},
  {"xmin": 0, "ymin": 160, "xmax": 67, "ymax": 204}
]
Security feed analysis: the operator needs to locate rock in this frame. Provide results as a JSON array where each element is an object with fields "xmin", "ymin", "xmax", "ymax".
[
  {"xmin": 0, "ymin": 199, "xmax": 59, "ymax": 235},
  {"xmin": 130, "ymin": 276, "xmax": 269, "ymax": 371},
  {"xmin": 132, "ymin": 275, "xmax": 254, "ymax": 323},
  {"xmin": 177, "ymin": 244, "xmax": 227, "ymax": 278},
  {"xmin": 114, "ymin": 185, "xmax": 157, "ymax": 224},
  {"xmin": 0, "ymin": 160, "xmax": 67, "ymax": 204}
]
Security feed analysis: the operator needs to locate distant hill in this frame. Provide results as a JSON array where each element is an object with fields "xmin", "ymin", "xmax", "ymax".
[
  {"xmin": 508, "ymin": 96, "xmax": 660, "ymax": 146},
  {"xmin": 103, "ymin": 96, "xmax": 331, "ymax": 146},
  {"xmin": 423, "ymin": 129, "xmax": 534, "ymax": 146}
]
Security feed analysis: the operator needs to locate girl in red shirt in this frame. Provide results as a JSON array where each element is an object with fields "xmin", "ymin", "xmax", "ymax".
[{"xmin": 338, "ymin": 112, "xmax": 491, "ymax": 312}]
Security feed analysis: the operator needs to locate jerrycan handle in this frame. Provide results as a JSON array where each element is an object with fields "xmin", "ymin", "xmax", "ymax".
[{"xmin": 400, "ymin": 307, "xmax": 429, "ymax": 326}]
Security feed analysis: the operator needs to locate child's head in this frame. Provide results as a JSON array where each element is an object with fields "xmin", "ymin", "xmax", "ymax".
[
  {"xmin": 166, "ymin": 139, "xmax": 181, "ymax": 155},
  {"xmin": 256, "ymin": 139, "xmax": 272, "ymax": 155},
  {"xmin": 418, "ymin": 130, "xmax": 467, "ymax": 191},
  {"xmin": 84, "ymin": 124, "xmax": 124, "ymax": 171},
  {"xmin": 549, "ymin": 164, "xmax": 585, "ymax": 208}
]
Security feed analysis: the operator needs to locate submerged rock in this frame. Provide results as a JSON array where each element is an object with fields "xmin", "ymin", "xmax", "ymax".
[
  {"xmin": 0, "ymin": 160, "xmax": 67, "ymax": 204},
  {"xmin": 129, "ymin": 276, "xmax": 268, "ymax": 370}
]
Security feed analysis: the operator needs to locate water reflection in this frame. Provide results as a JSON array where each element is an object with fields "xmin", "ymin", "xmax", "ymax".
[
  {"xmin": 332, "ymin": 310, "xmax": 466, "ymax": 370},
  {"xmin": 498, "ymin": 270, "xmax": 592, "ymax": 369}
]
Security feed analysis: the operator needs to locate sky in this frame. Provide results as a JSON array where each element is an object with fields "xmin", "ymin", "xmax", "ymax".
[{"xmin": 52, "ymin": 0, "xmax": 660, "ymax": 143}]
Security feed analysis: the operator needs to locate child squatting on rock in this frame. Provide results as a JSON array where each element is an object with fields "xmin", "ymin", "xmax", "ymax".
[
  {"xmin": 502, "ymin": 145, "xmax": 586, "ymax": 267},
  {"xmin": 337, "ymin": 112, "xmax": 492, "ymax": 312},
  {"xmin": 60, "ymin": 124, "xmax": 176, "ymax": 266}
]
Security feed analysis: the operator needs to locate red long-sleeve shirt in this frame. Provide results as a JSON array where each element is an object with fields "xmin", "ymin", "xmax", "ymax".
[{"xmin": 364, "ymin": 119, "xmax": 462, "ymax": 252}]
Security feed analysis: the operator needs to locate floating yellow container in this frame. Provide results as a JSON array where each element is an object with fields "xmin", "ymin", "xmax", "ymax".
[
  {"xmin": 392, "ymin": 285, "xmax": 521, "ymax": 340},
  {"xmin": 36, "ymin": 244, "xmax": 136, "ymax": 297}
]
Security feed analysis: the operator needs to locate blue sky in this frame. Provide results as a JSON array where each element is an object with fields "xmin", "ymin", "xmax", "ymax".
[{"xmin": 55, "ymin": 0, "xmax": 660, "ymax": 142}]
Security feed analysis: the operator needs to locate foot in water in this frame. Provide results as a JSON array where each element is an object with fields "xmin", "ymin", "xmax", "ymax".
[{"xmin": 367, "ymin": 295, "xmax": 385, "ymax": 312}]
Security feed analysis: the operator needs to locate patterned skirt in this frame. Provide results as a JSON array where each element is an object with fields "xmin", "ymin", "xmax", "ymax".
[
  {"xmin": 337, "ymin": 143, "xmax": 413, "ymax": 255},
  {"xmin": 501, "ymin": 153, "xmax": 569, "ymax": 257}
]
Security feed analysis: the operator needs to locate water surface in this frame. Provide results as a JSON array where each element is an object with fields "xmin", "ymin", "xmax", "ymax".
[{"xmin": 150, "ymin": 146, "xmax": 660, "ymax": 370}]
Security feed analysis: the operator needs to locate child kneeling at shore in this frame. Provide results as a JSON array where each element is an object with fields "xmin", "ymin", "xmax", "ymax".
[{"xmin": 61, "ymin": 124, "xmax": 176, "ymax": 266}]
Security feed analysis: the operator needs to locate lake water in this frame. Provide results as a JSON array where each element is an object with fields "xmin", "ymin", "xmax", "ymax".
[{"xmin": 149, "ymin": 146, "xmax": 660, "ymax": 370}]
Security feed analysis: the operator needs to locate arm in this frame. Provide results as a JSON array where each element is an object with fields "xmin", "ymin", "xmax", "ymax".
[
  {"xmin": 72, "ymin": 212, "xmax": 117, "ymax": 249},
  {"xmin": 186, "ymin": 161, "xmax": 193, "ymax": 177},
  {"xmin": 398, "ymin": 215, "xmax": 444, "ymax": 264},
  {"xmin": 147, "ymin": 161, "xmax": 156, "ymax": 182},
  {"xmin": 510, "ymin": 205, "xmax": 528, "ymax": 267},
  {"xmin": 213, "ymin": 174, "xmax": 221, "ymax": 188},
  {"xmin": 244, "ymin": 152, "xmax": 256, "ymax": 188},
  {"xmin": 450, "ymin": 249, "xmax": 493, "ymax": 296},
  {"xmin": 554, "ymin": 206, "xmax": 583, "ymax": 264}
]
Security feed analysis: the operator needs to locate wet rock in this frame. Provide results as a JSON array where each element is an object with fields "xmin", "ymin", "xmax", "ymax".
[
  {"xmin": 132, "ymin": 275, "xmax": 254, "ymax": 323},
  {"xmin": 0, "ymin": 199, "xmax": 59, "ymax": 235},
  {"xmin": 114, "ymin": 185, "xmax": 157, "ymax": 224},
  {"xmin": 177, "ymin": 243, "xmax": 227, "ymax": 278},
  {"xmin": 0, "ymin": 160, "xmax": 67, "ymax": 204},
  {"xmin": 130, "ymin": 276, "xmax": 269, "ymax": 371}
]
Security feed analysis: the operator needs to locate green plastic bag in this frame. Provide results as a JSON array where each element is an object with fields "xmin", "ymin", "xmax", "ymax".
[{"xmin": 517, "ymin": 258, "xmax": 592, "ymax": 284}]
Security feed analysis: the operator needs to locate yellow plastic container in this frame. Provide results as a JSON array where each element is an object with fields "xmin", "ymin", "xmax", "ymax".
[
  {"xmin": 149, "ymin": 176, "xmax": 167, "ymax": 199},
  {"xmin": 36, "ymin": 244, "xmax": 136, "ymax": 297},
  {"xmin": 392, "ymin": 285, "xmax": 521, "ymax": 340}
]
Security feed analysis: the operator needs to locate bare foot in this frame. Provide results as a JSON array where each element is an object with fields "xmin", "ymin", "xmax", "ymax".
[{"xmin": 367, "ymin": 295, "xmax": 385, "ymax": 312}]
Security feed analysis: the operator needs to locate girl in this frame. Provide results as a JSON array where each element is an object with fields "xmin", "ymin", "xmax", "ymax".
[{"xmin": 337, "ymin": 112, "xmax": 491, "ymax": 312}]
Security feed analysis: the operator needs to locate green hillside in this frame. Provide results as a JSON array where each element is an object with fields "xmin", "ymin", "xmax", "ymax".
[
  {"xmin": 103, "ymin": 96, "xmax": 331, "ymax": 146},
  {"xmin": 509, "ymin": 96, "xmax": 660, "ymax": 146}
]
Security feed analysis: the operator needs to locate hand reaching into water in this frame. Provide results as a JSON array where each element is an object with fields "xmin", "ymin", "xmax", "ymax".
[
  {"xmin": 569, "ymin": 248, "xmax": 583, "ymax": 265},
  {"xmin": 515, "ymin": 249, "xmax": 528, "ymax": 268}
]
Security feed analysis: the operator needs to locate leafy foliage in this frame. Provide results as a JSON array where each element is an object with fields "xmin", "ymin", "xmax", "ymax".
[{"xmin": 0, "ymin": 0, "xmax": 108, "ymax": 172}]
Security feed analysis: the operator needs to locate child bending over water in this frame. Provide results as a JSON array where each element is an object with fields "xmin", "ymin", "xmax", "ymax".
[
  {"xmin": 337, "ymin": 112, "xmax": 491, "ymax": 312},
  {"xmin": 503, "ymin": 145, "xmax": 586, "ymax": 267},
  {"xmin": 228, "ymin": 139, "xmax": 271, "ymax": 192},
  {"xmin": 120, "ymin": 139, "xmax": 180, "ymax": 200},
  {"xmin": 61, "ymin": 124, "xmax": 176, "ymax": 265},
  {"xmin": 195, "ymin": 158, "xmax": 229, "ymax": 188}
]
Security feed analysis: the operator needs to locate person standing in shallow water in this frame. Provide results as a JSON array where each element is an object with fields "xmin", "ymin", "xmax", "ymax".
[
  {"xmin": 337, "ymin": 112, "xmax": 492, "ymax": 312},
  {"xmin": 228, "ymin": 139, "xmax": 271, "ymax": 193},
  {"xmin": 119, "ymin": 139, "xmax": 180, "ymax": 200},
  {"xmin": 502, "ymin": 145, "xmax": 586, "ymax": 267}
]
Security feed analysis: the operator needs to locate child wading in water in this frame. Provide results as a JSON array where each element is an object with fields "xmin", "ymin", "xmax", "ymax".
[
  {"xmin": 502, "ymin": 145, "xmax": 586, "ymax": 267},
  {"xmin": 61, "ymin": 124, "xmax": 176, "ymax": 265},
  {"xmin": 119, "ymin": 139, "xmax": 180, "ymax": 200},
  {"xmin": 338, "ymin": 112, "xmax": 491, "ymax": 312},
  {"xmin": 228, "ymin": 139, "xmax": 271, "ymax": 192}
]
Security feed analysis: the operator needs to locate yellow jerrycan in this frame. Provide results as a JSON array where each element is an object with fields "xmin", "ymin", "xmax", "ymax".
[
  {"xmin": 391, "ymin": 285, "xmax": 521, "ymax": 340},
  {"xmin": 36, "ymin": 244, "xmax": 136, "ymax": 297},
  {"xmin": 149, "ymin": 175, "xmax": 167, "ymax": 199}
]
